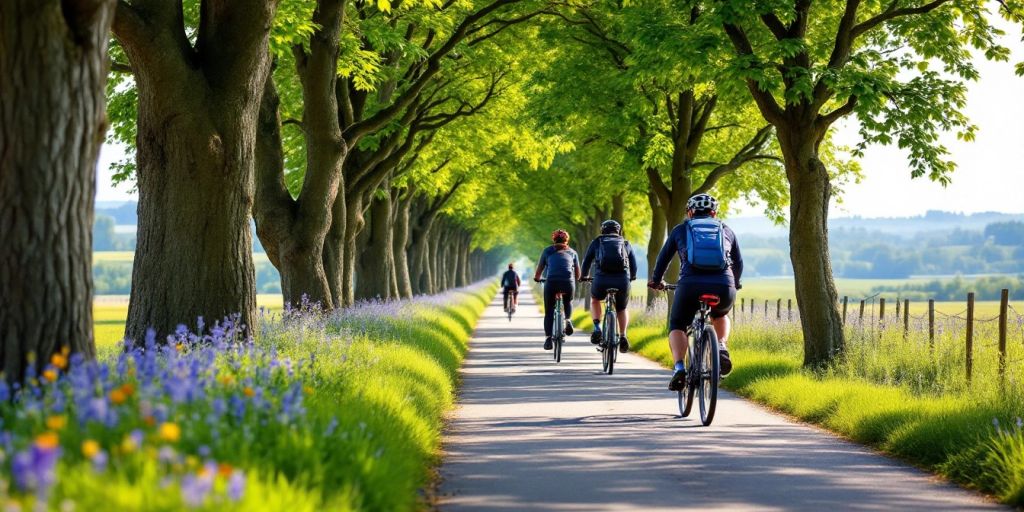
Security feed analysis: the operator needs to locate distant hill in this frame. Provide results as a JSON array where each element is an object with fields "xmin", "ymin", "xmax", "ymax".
[
  {"xmin": 96, "ymin": 202, "xmax": 137, "ymax": 225},
  {"xmin": 725, "ymin": 210, "xmax": 1024, "ymax": 237}
]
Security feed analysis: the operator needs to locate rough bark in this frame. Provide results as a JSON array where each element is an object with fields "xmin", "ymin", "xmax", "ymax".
[
  {"xmin": 0, "ymin": 0, "xmax": 115, "ymax": 381},
  {"xmin": 393, "ymin": 191, "xmax": 414, "ymax": 298},
  {"xmin": 646, "ymin": 191, "xmax": 666, "ymax": 308},
  {"xmin": 778, "ymin": 128, "xmax": 845, "ymax": 366},
  {"xmin": 114, "ymin": 0, "xmax": 277, "ymax": 342},
  {"xmin": 355, "ymin": 192, "xmax": 395, "ymax": 300}
]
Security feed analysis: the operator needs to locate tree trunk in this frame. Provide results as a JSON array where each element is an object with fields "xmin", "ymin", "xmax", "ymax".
[
  {"xmin": 778, "ymin": 128, "xmax": 845, "ymax": 367},
  {"xmin": 356, "ymin": 193, "xmax": 394, "ymax": 300},
  {"xmin": 646, "ymin": 191, "xmax": 667, "ymax": 308},
  {"xmin": 393, "ymin": 192, "xmax": 414, "ymax": 298},
  {"xmin": 457, "ymin": 233, "xmax": 470, "ymax": 287},
  {"xmin": 0, "ymin": 0, "xmax": 115, "ymax": 381},
  {"xmin": 339, "ymin": 192, "xmax": 363, "ymax": 306},
  {"xmin": 324, "ymin": 185, "xmax": 347, "ymax": 306},
  {"xmin": 115, "ymin": 1, "xmax": 276, "ymax": 342},
  {"xmin": 612, "ymin": 193, "xmax": 625, "ymax": 224}
]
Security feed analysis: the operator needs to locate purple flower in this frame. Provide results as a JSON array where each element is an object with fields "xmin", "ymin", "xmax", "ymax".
[{"xmin": 227, "ymin": 471, "xmax": 246, "ymax": 501}]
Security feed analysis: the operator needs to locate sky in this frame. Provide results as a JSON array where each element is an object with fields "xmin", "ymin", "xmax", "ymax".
[{"xmin": 95, "ymin": 19, "xmax": 1024, "ymax": 219}]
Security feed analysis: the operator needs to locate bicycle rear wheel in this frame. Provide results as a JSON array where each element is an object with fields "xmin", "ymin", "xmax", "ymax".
[
  {"xmin": 603, "ymin": 309, "xmax": 617, "ymax": 374},
  {"xmin": 697, "ymin": 325, "xmax": 720, "ymax": 426},
  {"xmin": 679, "ymin": 343, "xmax": 696, "ymax": 418},
  {"xmin": 553, "ymin": 306, "xmax": 564, "ymax": 363}
]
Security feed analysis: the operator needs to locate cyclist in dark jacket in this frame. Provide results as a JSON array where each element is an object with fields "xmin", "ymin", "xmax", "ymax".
[
  {"xmin": 649, "ymin": 193, "xmax": 743, "ymax": 390},
  {"xmin": 533, "ymin": 229, "xmax": 581, "ymax": 351},
  {"xmin": 501, "ymin": 263, "xmax": 521, "ymax": 311},
  {"xmin": 580, "ymin": 220, "xmax": 637, "ymax": 353}
]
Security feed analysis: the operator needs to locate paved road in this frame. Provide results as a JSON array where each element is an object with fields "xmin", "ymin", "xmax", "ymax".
[{"xmin": 437, "ymin": 290, "xmax": 1003, "ymax": 511}]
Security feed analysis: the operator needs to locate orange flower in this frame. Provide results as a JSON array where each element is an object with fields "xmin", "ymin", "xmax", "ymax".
[
  {"xmin": 218, "ymin": 463, "xmax": 234, "ymax": 477},
  {"xmin": 82, "ymin": 440, "xmax": 101, "ymax": 459},
  {"xmin": 243, "ymin": 387, "xmax": 255, "ymax": 398},
  {"xmin": 109, "ymin": 388, "xmax": 127, "ymax": 405},
  {"xmin": 143, "ymin": 415, "xmax": 157, "ymax": 427},
  {"xmin": 45, "ymin": 415, "xmax": 67, "ymax": 430},
  {"xmin": 50, "ymin": 353, "xmax": 68, "ymax": 370},
  {"xmin": 42, "ymin": 369, "xmax": 58, "ymax": 382},
  {"xmin": 158, "ymin": 422, "xmax": 181, "ymax": 443},
  {"xmin": 119, "ymin": 383, "xmax": 135, "ymax": 397},
  {"xmin": 219, "ymin": 375, "xmax": 235, "ymax": 386},
  {"xmin": 35, "ymin": 431, "xmax": 59, "ymax": 450}
]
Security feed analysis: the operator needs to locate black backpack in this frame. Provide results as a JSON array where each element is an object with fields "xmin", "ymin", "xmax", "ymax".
[{"xmin": 596, "ymin": 236, "xmax": 629, "ymax": 274}]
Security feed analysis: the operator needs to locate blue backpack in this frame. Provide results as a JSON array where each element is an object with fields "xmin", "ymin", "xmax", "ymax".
[{"xmin": 685, "ymin": 218, "xmax": 728, "ymax": 271}]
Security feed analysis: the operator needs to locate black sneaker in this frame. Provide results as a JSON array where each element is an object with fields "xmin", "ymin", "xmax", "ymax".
[
  {"xmin": 719, "ymin": 348, "xmax": 733, "ymax": 376},
  {"xmin": 590, "ymin": 327, "xmax": 602, "ymax": 345},
  {"xmin": 544, "ymin": 337, "xmax": 553, "ymax": 350},
  {"xmin": 618, "ymin": 336, "xmax": 629, "ymax": 353},
  {"xmin": 564, "ymin": 320, "xmax": 574, "ymax": 336},
  {"xmin": 668, "ymin": 368, "xmax": 687, "ymax": 391}
]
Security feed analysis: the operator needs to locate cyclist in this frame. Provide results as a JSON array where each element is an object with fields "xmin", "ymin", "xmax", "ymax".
[
  {"xmin": 580, "ymin": 220, "xmax": 637, "ymax": 353},
  {"xmin": 501, "ymin": 263, "xmax": 521, "ymax": 312},
  {"xmin": 533, "ymin": 229, "xmax": 581, "ymax": 350},
  {"xmin": 648, "ymin": 193, "xmax": 743, "ymax": 390}
]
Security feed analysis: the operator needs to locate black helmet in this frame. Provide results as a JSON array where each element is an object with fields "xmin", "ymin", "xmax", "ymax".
[
  {"xmin": 687, "ymin": 193, "xmax": 718, "ymax": 214},
  {"xmin": 600, "ymin": 219, "xmax": 621, "ymax": 235}
]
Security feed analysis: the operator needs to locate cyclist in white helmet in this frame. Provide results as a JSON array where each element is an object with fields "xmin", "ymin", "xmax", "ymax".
[{"xmin": 648, "ymin": 193, "xmax": 743, "ymax": 391}]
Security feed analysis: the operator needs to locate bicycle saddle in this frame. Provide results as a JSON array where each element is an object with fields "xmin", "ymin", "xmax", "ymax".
[
  {"xmin": 606, "ymin": 288, "xmax": 619, "ymax": 294},
  {"xmin": 699, "ymin": 294, "xmax": 721, "ymax": 306}
]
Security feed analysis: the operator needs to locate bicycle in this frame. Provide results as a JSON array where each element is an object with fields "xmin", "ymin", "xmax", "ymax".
[
  {"xmin": 538, "ymin": 279, "xmax": 566, "ymax": 363},
  {"xmin": 502, "ymin": 288, "xmax": 517, "ymax": 322},
  {"xmin": 581, "ymin": 277, "xmax": 619, "ymax": 374},
  {"xmin": 663, "ymin": 284, "xmax": 721, "ymax": 426}
]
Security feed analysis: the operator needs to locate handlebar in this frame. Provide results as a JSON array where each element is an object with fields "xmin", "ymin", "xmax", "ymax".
[{"xmin": 647, "ymin": 281, "xmax": 677, "ymax": 291}]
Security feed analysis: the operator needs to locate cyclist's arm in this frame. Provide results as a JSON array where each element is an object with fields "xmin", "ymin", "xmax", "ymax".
[
  {"xmin": 579, "ymin": 239, "xmax": 597, "ymax": 278},
  {"xmin": 626, "ymin": 241, "xmax": 638, "ymax": 281},
  {"xmin": 533, "ymin": 248, "xmax": 548, "ymax": 281},
  {"xmin": 515, "ymin": 274, "xmax": 521, "ymax": 286},
  {"xmin": 650, "ymin": 226, "xmax": 679, "ymax": 284},
  {"xmin": 730, "ymin": 230, "xmax": 744, "ymax": 289},
  {"xmin": 573, "ymin": 251, "xmax": 582, "ymax": 281}
]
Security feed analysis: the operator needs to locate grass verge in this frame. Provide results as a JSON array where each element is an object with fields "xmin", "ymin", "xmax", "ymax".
[{"xmin": 1, "ymin": 283, "xmax": 495, "ymax": 511}]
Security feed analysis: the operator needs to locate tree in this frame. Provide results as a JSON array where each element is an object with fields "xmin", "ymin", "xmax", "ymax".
[
  {"xmin": 111, "ymin": 0, "xmax": 281, "ymax": 342},
  {"xmin": 711, "ymin": 0, "xmax": 1013, "ymax": 366},
  {"xmin": 0, "ymin": 0, "xmax": 116, "ymax": 381}
]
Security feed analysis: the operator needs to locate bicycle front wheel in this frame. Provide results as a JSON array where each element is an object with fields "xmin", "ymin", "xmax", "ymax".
[
  {"xmin": 679, "ymin": 343, "xmax": 696, "ymax": 418},
  {"xmin": 697, "ymin": 325, "xmax": 720, "ymax": 426}
]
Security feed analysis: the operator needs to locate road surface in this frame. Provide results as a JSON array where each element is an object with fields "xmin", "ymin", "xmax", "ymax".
[{"xmin": 437, "ymin": 289, "xmax": 1002, "ymax": 511}]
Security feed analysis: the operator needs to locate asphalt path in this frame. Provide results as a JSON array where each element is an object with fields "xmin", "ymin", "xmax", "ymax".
[{"xmin": 437, "ymin": 289, "xmax": 1003, "ymax": 511}]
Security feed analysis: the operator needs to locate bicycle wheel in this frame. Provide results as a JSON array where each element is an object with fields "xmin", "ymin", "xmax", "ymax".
[
  {"xmin": 603, "ymin": 309, "xmax": 617, "ymax": 374},
  {"xmin": 553, "ymin": 307, "xmax": 563, "ymax": 363},
  {"xmin": 697, "ymin": 325, "xmax": 720, "ymax": 426},
  {"xmin": 679, "ymin": 343, "xmax": 696, "ymax": 418}
]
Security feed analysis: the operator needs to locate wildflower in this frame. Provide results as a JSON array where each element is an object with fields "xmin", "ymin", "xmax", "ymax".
[
  {"xmin": 121, "ymin": 430, "xmax": 143, "ymax": 453},
  {"xmin": 143, "ymin": 415, "xmax": 156, "ymax": 427},
  {"xmin": 51, "ymin": 353, "xmax": 68, "ymax": 370},
  {"xmin": 303, "ymin": 386, "xmax": 314, "ymax": 395},
  {"xmin": 227, "ymin": 470, "xmax": 246, "ymax": 501},
  {"xmin": 119, "ymin": 383, "xmax": 135, "ymax": 397},
  {"xmin": 44, "ymin": 415, "xmax": 67, "ymax": 430},
  {"xmin": 243, "ymin": 387, "xmax": 255, "ymax": 398},
  {"xmin": 158, "ymin": 422, "xmax": 181, "ymax": 443},
  {"xmin": 34, "ymin": 432, "xmax": 59, "ymax": 450},
  {"xmin": 41, "ymin": 369, "xmax": 58, "ymax": 382},
  {"xmin": 217, "ymin": 462, "xmax": 233, "ymax": 477},
  {"xmin": 219, "ymin": 375, "xmax": 235, "ymax": 386},
  {"xmin": 81, "ymin": 440, "xmax": 100, "ymax": 459},
  {"xmin": 91, "ymin": 450, "xmax": 108, "ymax": 472},
  {"xmin": 109, "ymin": 388, "xmax": 127, "ymax": 405}
]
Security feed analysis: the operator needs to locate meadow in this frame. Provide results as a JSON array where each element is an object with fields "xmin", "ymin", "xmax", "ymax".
[{"xmin": 5, "ymin": 282, "xmax": 495, "ymax": 510}]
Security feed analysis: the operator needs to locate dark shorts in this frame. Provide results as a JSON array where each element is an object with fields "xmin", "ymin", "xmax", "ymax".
[
  {"xmin": 669, "ymin": 282, "xmax": 736, "ymax": 332},
  {"xmin": 590, "ymin": 275, "xmax": 630, "ymax": 312},
  {"xmin": 503, "ymin": 286, "xmax": 519, "ymax": 295}
]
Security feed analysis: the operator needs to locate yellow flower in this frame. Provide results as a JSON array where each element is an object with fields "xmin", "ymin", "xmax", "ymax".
[
  {"xmin": 44, "ymin": 415, "xmax": 67, "ymax": 430},
  {"xmin": 185, "ymin": 455, "xmax": 199, "ymax": 469},
  {"xmin": 219, "ymin": 375, "xmax": 235, "ymax": 386},
  {"xmin": 50, "ymin": 353, "xmax": 68, "ymax": 370},
  {"xmin": 121, "ymin": 434, "xmax": 138, "ymax": 453},
  {"xmin": 82, "ymin": 440, "xmax": 101, "ymax": 459},
  {"xmin": 41, "ymin": 369, "xmax": 58, "ymax": 382},
  {"xmin": 175, "ymin": 343, "xmax": 184, "ymax": 353},
  {"xmin": 34, "ymin": 431, "xmax": 59, "ymax": 450},
  {"xmin": 158, "ymin": 422, "xmax": 181, "ymax": 443},
  {"xmin": 303, "ymin": 386, "xmax": 314, "ymax": 395},
  {"xmin": 243, "ymin": 387, "xmax": 255, "ymax": 398},
  {"xmin": 109, "ymin": 388, "xmax": 127, "ymax": 405}
]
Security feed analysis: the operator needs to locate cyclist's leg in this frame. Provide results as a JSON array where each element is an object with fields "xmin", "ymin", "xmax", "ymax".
[
  {"xmin": 542, "ymin": 283, "xmax": 555, "ymax": 338},
  {"xmin": 512, "ymin": 289, "xmax": 519, "ymax": 308},
  {"xmin": 669, "ymin": 283, "xmax": 699, "ymax": 363},
  {"xmin": 561, "ymin": 281, "xmax": 575, "ymax": 334},
  {"xmin": 614, "ymin": 277, "xmax": 630, "ymax": 334},
  {"xmin": 590, "ymin": 279, "xmax": 607, "ymax": 337},
  {"xmin": 708, "ymin": 284, "xmax": 736, "ymax": 343},
  {"xmin": 503, "ymin": 288, "xmax": 510, "ymax": 310}
]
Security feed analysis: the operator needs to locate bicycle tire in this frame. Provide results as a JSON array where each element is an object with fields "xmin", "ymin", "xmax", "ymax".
[
  {"xmin": 679, "ymin": 343, "xmax": 696, "ymax": 418},
  {"xmin": 553, "ymin": 305, "xmax": 564, "ymax": 363},
  {"xmin": 603, "ymin": 306, "xmax": 617, "ymax": 374},
  {"xmin": 698, "ymin": 325, "xmax": 720, "ymax": 426}
]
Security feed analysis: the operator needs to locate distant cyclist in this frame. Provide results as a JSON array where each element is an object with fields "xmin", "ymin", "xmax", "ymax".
[
  {"xmin": 580, "ymin": 220, "xmax": 637, "ymax": 353},
  {"xmin": 649, "ymin": 193, "xmax": 743, "ymax": 390},
  {"xmin": 501, "ymin": 263, "xmax": 521, "ymax": 312},
  {"xmin": 533, "ymin": 229, "xmax": 581, "ymax": 350}
]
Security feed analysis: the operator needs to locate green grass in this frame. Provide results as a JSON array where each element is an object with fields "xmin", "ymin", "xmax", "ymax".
[{"xmin": 5, "ymin": 284, "xmax": 495, "ymax": 510}]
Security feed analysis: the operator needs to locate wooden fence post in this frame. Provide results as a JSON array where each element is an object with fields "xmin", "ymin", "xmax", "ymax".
[
  {"xmin": 842, "ymin": 296, "xmax": 848, "ymax": 325},
  {"xmin": 776, "ymin": 299, "xmax": 782, "ymax": 320},
  {"xmin": 859, "ymin": 300, "xmax": 865, "ymax": 322},
  {"xmin": 965, "ymin": 292, "xmax": 974, "ymax": 386},
  {"xmin": 741, "ymin": 298, "xmax": 745, "ymax": 316},
  {"xmin": 895, "ymin": 298, "xmax": 901, "ymax": 320},
  {"xmin": 879, "ymin": 298, "xmax": 886, "ymax": 321},
  {"xmin": 764, "ymin": 299, "xmax": 769, "ymax": 319},
  {"xmin": 998, "ymin": 288, "xmax": 1009, "ymax": 386},
  {"xmin": 903, "ymin": 299, "xmax": 909, "ymax": 340},
  {"xmin": 787, "ymin": 298, "xmax": 792, "ymax": 321},
  {"xmin": 928, "ymin": 299, "xmax": 935, "ymax": 348}
]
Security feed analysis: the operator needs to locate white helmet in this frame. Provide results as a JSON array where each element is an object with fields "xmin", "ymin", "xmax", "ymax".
[{"xmin": 687, "ymin": 193, "xmax": 718, "ymax": 213}]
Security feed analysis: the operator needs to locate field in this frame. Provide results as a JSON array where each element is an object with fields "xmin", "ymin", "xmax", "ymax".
[{"xmin": 94, "ymin": 252, "xmax": 273, "ymax": 264}]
